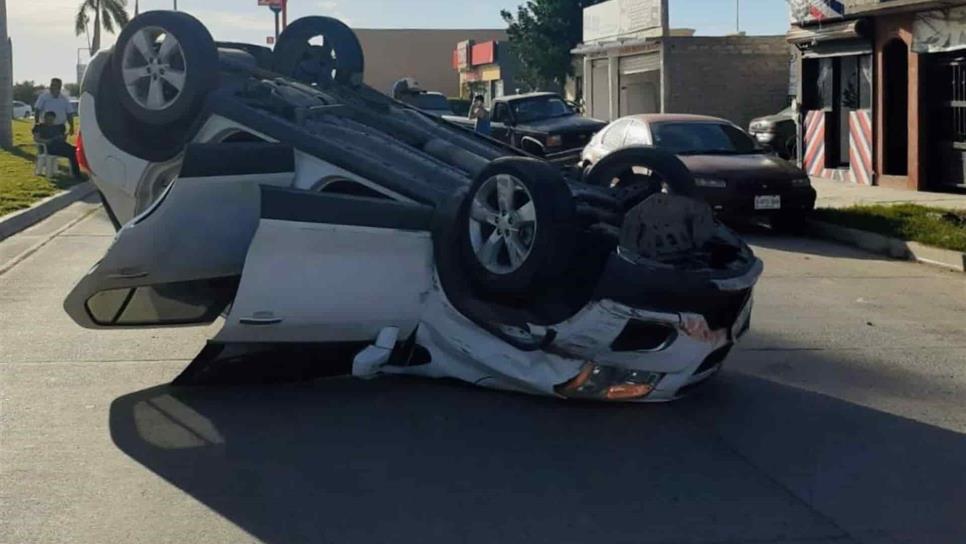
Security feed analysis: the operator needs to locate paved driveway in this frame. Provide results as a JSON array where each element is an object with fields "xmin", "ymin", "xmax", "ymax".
[{"xmin": 1, "ymin": 204, "xmax": 964, "ymax": 544}]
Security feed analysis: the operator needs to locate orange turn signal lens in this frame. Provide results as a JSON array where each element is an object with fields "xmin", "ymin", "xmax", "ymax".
[{"xmin": 605, "ymin": 383, "xmax": 654, "ymax": 400}]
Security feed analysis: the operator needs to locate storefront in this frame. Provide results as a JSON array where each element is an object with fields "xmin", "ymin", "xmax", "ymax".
[
  {"xmin": 789, "ymin": 19, "xmax": 875, "ymax": 185},
  {"xmin": 452, "ymin": 40, "xmax": 520, "ymax": 104},
  {"xmin": 790, "ymin": 0, "xmax": 966, "ymax": 191},
  {"xmin": 574, "ymin": 0, "xmax": 790, "ymax": 129}
]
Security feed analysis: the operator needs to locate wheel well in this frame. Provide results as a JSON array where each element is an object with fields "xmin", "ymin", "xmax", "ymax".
[{"xmin": 313, "ymin": 176, "xmax": 392, "ymax": 200}]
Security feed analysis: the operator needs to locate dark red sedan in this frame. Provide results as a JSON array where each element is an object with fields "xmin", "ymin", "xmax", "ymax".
[{"xmin": 579, "ymin": 114, "xmax": 817, "ymax": 230}]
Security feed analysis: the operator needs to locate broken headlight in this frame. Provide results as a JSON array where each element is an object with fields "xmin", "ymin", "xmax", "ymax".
[{"xmin": 555, "ymin": 363, "xmax": 664, "ymax": 401}]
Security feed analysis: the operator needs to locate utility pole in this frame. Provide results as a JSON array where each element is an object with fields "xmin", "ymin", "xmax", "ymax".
[
  {"xmin": 0, "ymin": 0, "xmax": 12, "ymax": 149},
  {"xmin": 173, "ymin": 0, "xmax": 178, "ymax": 10},
  {"xmin": 736, "ymin": 0, "xmax": 741, "ymax": 34}
]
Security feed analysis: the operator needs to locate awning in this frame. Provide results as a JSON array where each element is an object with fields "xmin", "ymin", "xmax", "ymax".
[
  {"xmin": 787, "ymin": 19, "xmax": 870, "ymax": 47},
  {"xmin": 802, "ymin": 40, "xmax": 872, "ymax": 58},
  {"xmin": 913, "ymin": 6, "xmax": 966, "ymax": 54}
]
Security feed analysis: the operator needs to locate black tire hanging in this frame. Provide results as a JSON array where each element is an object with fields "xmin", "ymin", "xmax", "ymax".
[
  {"xmin": 583, "ymin": 146, "xmax": 699, "ymax": 198},
  {"xmin": 272, "ymin": 16, "xmax": 365, "ymax": 87},
  {"xmin": 112, "ymin": 11, "xmax": 219, "ymax": 126},
  {"xmin": 459, "ymin": 157, "xmax": 577, "ymax": 295}
]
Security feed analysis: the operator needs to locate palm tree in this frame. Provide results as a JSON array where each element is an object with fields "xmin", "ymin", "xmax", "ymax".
[{"xmin": 75, "ymin": 0, "xmax": 130, "ymax": 54}]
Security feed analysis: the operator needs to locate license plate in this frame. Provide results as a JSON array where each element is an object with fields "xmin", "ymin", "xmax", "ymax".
[{"xmin": 754, "ymin": 195, "xmax": 781, "ymax": 210}]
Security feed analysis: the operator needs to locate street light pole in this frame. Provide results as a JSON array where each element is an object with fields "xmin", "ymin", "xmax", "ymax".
[{"xmin": 173, "ymin": 0, "xmax": 178, "ymax": 10}]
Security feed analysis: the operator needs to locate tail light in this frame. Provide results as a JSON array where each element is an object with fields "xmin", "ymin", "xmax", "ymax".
[{"xmin": 76, "ymin": 132, "xmax": 90, "ymax": 174}]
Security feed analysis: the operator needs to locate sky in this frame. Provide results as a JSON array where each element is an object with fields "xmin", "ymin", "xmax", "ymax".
[{"xmin": 8, "ymin": 0, "xmax": 790, "ymax": 85}]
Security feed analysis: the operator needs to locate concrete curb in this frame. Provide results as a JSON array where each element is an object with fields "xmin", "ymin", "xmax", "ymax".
[
  {"xmin": 0, "ymin": 182, "xmax": 96, "ymax": 242},
  {"xmin": 806, "ymin": 219, "xmax": 966, "ymax": 273}
]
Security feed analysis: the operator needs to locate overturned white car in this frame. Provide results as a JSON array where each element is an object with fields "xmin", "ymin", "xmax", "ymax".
[{"xmin": 65, "ymin": 11, "xmax": 761, "ymax": 402}]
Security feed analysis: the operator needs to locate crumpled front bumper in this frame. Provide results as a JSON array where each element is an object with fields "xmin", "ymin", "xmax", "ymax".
[{"xmin": 384, "ymin": 252, "xmax": 761, "ymax": 402}]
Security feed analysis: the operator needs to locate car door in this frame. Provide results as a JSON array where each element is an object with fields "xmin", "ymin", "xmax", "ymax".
[
  {"xmin": 212, "ymin": 186, "xmax": 435, "ymax": 345},
  {"xmin": 490, "ymin": 102, "xmax": 511, "ymax": 142},
  {"xmin": 66, "ymin": 145, "xmax": 435, "ymax": 348},
  {"xmin": 64, "ymin": 142, "xmax": 294, "ymax": 330}
]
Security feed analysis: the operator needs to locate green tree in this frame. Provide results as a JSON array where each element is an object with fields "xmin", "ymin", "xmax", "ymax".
[
  {"xmin": 75, "ymin": 0, "xmax": 130, "ymax": 54},
  {"xmin": 500, "ymin": 0, "xmax": 604, "ymax": 90},
  {"xmin": 13, "ymin": 81, "xmax": 42, "ymax": 104}
]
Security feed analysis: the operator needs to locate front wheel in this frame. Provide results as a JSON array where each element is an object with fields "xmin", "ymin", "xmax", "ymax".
[
  {"xmin": 112, "ymin": 11, "xmax": 219, "ymax": 126},
  {"xmin": 459, "ymin": 158, "xmax": 576, "ymax": 296}
]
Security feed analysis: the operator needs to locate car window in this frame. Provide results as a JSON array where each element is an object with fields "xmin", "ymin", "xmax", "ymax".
[
  {"xmin": 492, "ymin": 103, "xmax": 509, "ymax": 124},
  {"xmin": 509, "ymin": 96, "xmax": 573, "ymax": 123},
  {"xmin": 625, "ymin": 121, "xmax": 650, "ymax": 145},
  {"xmin": 650, "ymin": 122, "xmax": 758, "ymax": 155},
  {"xmin": 602, "ymin": 120, "xmax": 630, "ymax": 149}
]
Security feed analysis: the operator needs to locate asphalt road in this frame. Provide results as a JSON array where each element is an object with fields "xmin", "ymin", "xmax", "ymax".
[{"xmin": 1, "ymin": 203, "xmax": 964, "ymax": 544}]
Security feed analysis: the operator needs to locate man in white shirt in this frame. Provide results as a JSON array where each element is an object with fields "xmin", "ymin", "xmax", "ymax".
[{"xmin": 34, "ymin": 78, "xmax": 75, "ymax": 137}]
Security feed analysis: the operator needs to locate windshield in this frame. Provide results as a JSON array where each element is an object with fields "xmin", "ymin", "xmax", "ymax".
[
  {"xmin": 510, "ymin": 96, "xmax": 573, "ymax": 123},
  {"xmin": 650, "ymin": 122, "xmax": 759, "ymax": 155},
  {"xmin": 407, "ymin": 93, "xmax": 452, "ymax": 113}
]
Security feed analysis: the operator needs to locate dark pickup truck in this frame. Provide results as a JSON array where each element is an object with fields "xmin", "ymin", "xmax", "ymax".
[{"xmin": 446, "ymin": 92, "xmax": 606, "ymax": 156}]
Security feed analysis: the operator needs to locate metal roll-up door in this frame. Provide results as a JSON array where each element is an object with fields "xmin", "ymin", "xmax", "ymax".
[
  {"xmin": 619, "ymin": 53, "xmax": 660, "ymax": 75},
  {"xmin": 591, "ymin": 59, "xmax": 610, "ymax": 120}
]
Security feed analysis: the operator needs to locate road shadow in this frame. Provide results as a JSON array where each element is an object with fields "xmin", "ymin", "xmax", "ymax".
[{"xmin": 109, "ymin": 364, "xmax": 965, "ymax": 543}]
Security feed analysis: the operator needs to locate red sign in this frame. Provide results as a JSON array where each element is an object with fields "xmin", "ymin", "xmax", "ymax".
[{"xmin": 267, "ymin": 36, "xmax": 276, "ymax": 45}]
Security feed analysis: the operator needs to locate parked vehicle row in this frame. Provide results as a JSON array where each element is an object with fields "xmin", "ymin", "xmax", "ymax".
[
  {"xmin": 66, "ymin": 10, "xmax": 762, "ymax": 402},
  {"xmin": 12, "ymin": 100, "xmax": 33, "ymax": 119}
]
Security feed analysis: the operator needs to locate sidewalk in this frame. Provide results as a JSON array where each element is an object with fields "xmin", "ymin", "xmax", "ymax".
[{"xmin": 812, "ymin": 178, "xmax": 966, "ymax": 210}]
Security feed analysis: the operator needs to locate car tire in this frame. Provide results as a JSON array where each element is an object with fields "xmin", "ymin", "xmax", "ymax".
[
  {"xmin": 112, "ymin": 11, "xmax": 219, "ymax": 126},
  {"xmin": 459, "ymin": 157, "xmax": 576, "ymax": 296},
  {"xmin": 583, "ymin": 146, "xmax": 698, "ymax": 198},
  {"xmin": 273, "ymin": 17, "xmax": 365, "ymax": 87}
]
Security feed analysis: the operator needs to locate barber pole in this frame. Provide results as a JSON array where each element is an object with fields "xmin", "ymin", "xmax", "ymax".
[
  {"xmin": 803, "ymin": 110, "xmax": 826, "ymax": 177},
  {"xmin": 849, "ymin": 110, "xmax": 874, "ymax": 185}
]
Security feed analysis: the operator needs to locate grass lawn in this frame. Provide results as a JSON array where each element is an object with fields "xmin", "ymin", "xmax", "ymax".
[
  {"xmin": 0, "ymin": 119, "xmax": 82, "ymax": 217},
  {"xmin": 814, "ymin": 204, "xmax": 966, "ymax": 253}
]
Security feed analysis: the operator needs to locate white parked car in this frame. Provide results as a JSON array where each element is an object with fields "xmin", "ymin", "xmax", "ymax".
[
  {"xmin": 65, "ymin": 11, "xmax": 761, "ymax": 401},
  {"xmin": 12, "ymin": 100, "xmax": 32, "ymax": 119}
]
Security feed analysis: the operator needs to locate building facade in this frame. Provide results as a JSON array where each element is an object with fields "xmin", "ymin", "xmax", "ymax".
[
  {"xmin": 354, "ymin": 29, "xmax": 506, "ymax": 98},
  {"xmin": 790, "ymin": 0, "xmax": 966, "ymax": 191},
  {"xmin": 572, "ymin": 0, "xmax": 792, "ymax": 130},
  {"xmin": 451, "ymin": 39, "xmax": 522, "ymax": 103}
]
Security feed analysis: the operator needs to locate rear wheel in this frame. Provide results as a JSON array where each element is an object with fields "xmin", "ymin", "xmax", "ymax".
[
  {"xmin": 273, "ymin": 17, "xmax": 365, "ymax": 87},
  {"xmin": 460, "ymin": 158, "xmax": 576, "ymax": 295},
  {"xmin": 583, "ymin": 146, "xmax": 699, "ymax": 210},
  {"xmin": 113, "ymin": 11, "xmax": 219, "ymax": 126}
]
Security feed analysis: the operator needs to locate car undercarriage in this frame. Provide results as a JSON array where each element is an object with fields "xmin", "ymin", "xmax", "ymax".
[{"xmin": 64, "ymin": 11, "xmax": 762, "ymax": 402}]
